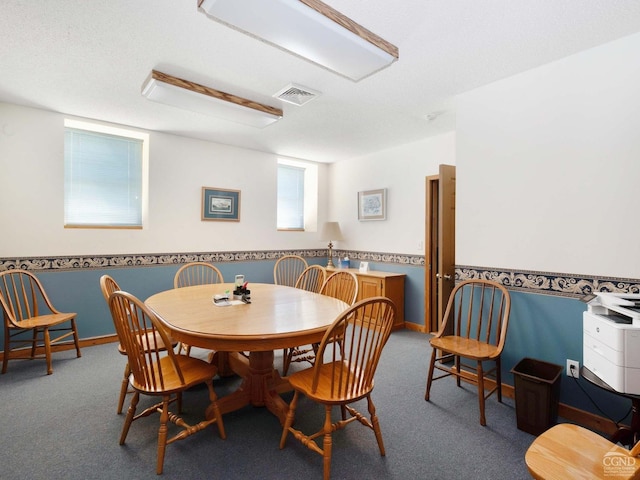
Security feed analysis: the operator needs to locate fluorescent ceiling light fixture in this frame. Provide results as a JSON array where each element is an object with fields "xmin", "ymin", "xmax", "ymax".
[
  {"xmin": 141, "ymin": 70, "xmax": 283, "ymax": 128},
  {"xmin": 197, "ymin": 0, "xmax": 399, "ymax": 82}
]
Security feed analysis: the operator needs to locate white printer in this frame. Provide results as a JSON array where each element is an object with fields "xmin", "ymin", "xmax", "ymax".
[{"xmin": 583, "ymin": 292, "xmax": 640, "ymax": 395}]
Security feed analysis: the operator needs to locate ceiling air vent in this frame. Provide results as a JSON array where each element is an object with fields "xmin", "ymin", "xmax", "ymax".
[{"xmin": 273, "ymin": 83, "xmax": 321, "ymax": 106}]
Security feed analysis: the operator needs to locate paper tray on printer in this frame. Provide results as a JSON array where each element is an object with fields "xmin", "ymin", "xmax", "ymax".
[{"xmin": 594, "ymin": 293, "xmax": 640, "ymax": 322}]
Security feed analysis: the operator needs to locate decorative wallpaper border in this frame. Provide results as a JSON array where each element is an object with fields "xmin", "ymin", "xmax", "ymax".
[
  {"xmin": 335, "ymin": 249, "xmax": 425, "ymax": 266},
  {"xmin": 457, "ymin": 265, "xmax": 640, "ymax": 298},
  {"xmin": 1, "ymin": 251, "xmax": 638, "ymax": 299},
  {"xmin": 0, "ymin": 249, "xmax": 425, "ymax": 273},
  {"xmin": 0, "ymin": 250, "xmax": 327, "ymax": 272}
]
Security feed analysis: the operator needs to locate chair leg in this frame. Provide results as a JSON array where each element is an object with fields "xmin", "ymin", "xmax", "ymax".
[
  {"xmin": 282, "ymin": 348, "xmax": 291, "ymax": 375},
  {"xmin": 496, "ymin": 358, "xmax": 503, "ymax": 403},
  {"xmin": 322, "ymin": 405, "xmax": 333, "ymax": 480},
  {"xmin": 367, "ymin": 395, "xmax": 386, "ymax": 456},
  {"xmin": 156, "ymin": 396, "xmax": 170, "ymax": 475},
  {"xmin": 206, "ymin": 380, "xmax": 226, "ymax": 439},
  {"xmin": 44, "ymin": 327, "xmax": 53, "ymax": 375},
  {"xmin": 455, "ymin": 355, "xmax": 461, "ymax": 387},
  {"xmin": 2, "ymin": 324, "xmax": 9, "ymax": 374},
  {"xmin": 425, "ymin": 348, "xmax": 437, "ymax": 401},
  {"xmin": 476, "ymin": 361, "xmax": 486, "ymax": 426},
  {"xmin": 71, "ymin": 319, "xmax": 82, "ymax": 358},
  {"xmin": 31, "ymin": 329, "xmax": 38, "ymax": 358},
  {"xmin": 280, "ymin": 391, "xmax": 299, "ymax": 449},
  {"xmin": 120, "ymin": 391, "xmax": 139, "ymax": 445},
  {"xmin": 117, "ymin": 363, "xmax": 131, "ymax": 414}
]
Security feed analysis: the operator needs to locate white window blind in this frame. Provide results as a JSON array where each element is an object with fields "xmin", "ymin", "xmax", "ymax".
[
  {"xmin": 277, "ymin": 164, "xmax": 305, "ymax": 230},
  {"xmin": 64, "ymin": 126, "xmax": 143, "ymax": 227}
]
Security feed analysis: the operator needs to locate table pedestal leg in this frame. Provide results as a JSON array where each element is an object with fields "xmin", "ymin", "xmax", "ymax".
[
  {"xmin": 209, "ymin": 351, "xmax": 236, "ymax": 377},
  {"xmin": 206, "ymin": 350, "xmax": 291, "ymax": 425}
]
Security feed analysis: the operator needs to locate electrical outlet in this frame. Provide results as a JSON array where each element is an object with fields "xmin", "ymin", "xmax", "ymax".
[{"xmin": 566, "ymin": 359, "xmax": 579, "ymax": 378}]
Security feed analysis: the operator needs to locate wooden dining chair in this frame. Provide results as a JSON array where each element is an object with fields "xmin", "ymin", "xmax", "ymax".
[
  {"xmin": 525, "ymin": 423, "xmax": 640, "ymax": 479},
  {"xmin": 282, "ymin": 269, "xmax": 357, "ymax": 375},
  {"xmin": 173, "ymin": 262, "xmax": 224, "ymax": 356},
  {"xmin": 108, "ymin": 290, "xmax": 226, "ymax": 475},
  {"xmin": 273, "ymin": 254, "xmax": 308, "ymax": 287},
  {"xmin": 320, "ymin": 270, "xmax": 359, "ymax": 306},
  {"xmin": 295, "ymin": 265, "xmax": 326, "ymax": 293},
  {"xmin": 0, "ymin": 269, "xmax": 81, "ymax": 375},
  {"xmin": 282, "ymin": 265, "xmax": 327, "ymax": 375},
  {"xmin": 280, "ymin": 297, "xmax": 396, "ymax": 480},
  {"xmin": 173, "ymin": 261, "xmax": 224, "ymax": 288},
  {"xmin": 425, "ymin": 279, "xmax": 511, "ymax": 426},
  {"xmin": 99, "ymin": 274, "xmax": 177, "ymax": 414}
]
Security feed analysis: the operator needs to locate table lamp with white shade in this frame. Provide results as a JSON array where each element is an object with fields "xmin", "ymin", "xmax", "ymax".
[{"xmin": 321, "ymin": 221, "xmax": 343, "ymax": 268}]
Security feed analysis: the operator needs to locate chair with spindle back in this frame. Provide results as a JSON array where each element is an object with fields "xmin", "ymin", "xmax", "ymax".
[
  {"xmin": 273, "ymin": 255, "xmax": 308, "ymax": 287},
  {"xmin": 108, "ymin": 290, "xmax": 226, "ymax": 474},
  {"xmin": 282, "ymin": 269, "xmax": 357, "ymax": 375},
  {"xmin": 425, "ymin": 279, "xmax": 511, "ymax": 426},
  {"xmin": 174, "ymin": 262, "xmax": 224, "ymax": 288},
  {"xmin": 280, "ymin": 297, "xmax": 396, "ymax": 480},
  {"xmin": 100, "ymin": 274, "xmax": 177, "ymax": 414},
  {"xmin": 0, "ymin": 269, "xmax": 81, "ymax": 375},
  {"xmin": 320, "ymin": 270, "xmax": 358, "ymax": 306},
  {"xmin": 282, "ymin": 265, "xmax": 327, "ymax": 375},
  {"xmin": 173, "ymin": 262, "xmax": 224, "ymax": 356}
]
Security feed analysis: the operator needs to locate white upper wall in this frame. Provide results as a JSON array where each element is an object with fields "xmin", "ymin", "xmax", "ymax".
[
  {"xmin": 0, "ymin": 103, "xmax": 330, "ymax": 256},
  {"xmin": 1, "ymin": 101, "xmax": 451, "ymax": 259},
  {"xmin": 456, "ymin": 32, "xmax": 640, "ymax": 278},
  {"xmin": 328, "ymin": 133, "xmax": 456, "ymax": 255}
]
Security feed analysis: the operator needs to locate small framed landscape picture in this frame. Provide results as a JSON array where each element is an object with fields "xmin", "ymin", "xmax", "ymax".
[
  {"xmin": 358, "ymin": 188, "xmax": 386, "ymax": 221},
  {"xmin": 202, "ymin": 187, "xmax": 241, "ymax": 221}
]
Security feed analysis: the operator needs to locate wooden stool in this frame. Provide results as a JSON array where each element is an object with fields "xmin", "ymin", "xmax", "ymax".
[{"xmin": 525, "ymin": 423, "xmax": 640, "ymax": 479}]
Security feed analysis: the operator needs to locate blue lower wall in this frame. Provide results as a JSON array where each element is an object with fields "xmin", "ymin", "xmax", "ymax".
[{"xmin": 1, "ymin": 252, "xmax": 636, "ymax": 425}]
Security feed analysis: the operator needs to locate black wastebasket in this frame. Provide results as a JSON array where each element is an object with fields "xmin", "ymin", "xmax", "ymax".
[{"xmin": 510, "ymin": 357, "xmax": 562, "ymax": 436}]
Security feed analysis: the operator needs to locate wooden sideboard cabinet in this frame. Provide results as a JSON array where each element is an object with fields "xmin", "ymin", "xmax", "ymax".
[{"xmin": 327, "ymin": 267, "xmax": 405, "ymax": 328}]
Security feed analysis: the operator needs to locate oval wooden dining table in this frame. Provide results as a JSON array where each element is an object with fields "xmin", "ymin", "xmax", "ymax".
[{"xmin": 145, "ymin": 283, "xmax": 348, "ymax": 425}]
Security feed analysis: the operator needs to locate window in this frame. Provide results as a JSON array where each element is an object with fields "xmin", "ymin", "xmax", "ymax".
[
  {"xmin": 277, "ymin": 164, "xmax": 305, "ymax": 229},
  {"xmin": 277, "ymin": 159, "xmax": 318, "ymax": 231},
  {"xmin": 64, "ymin": 120, "xmax": 148, "ymax": 228}
]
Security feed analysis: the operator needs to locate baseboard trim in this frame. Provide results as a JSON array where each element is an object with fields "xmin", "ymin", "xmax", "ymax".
[
  {"xmin": 0, "ymin": 334, "xmax": 119, "ymax": 361},
  {"xmin": 404, "ymin": 321, "xmax": 428, "ymax": 333}
]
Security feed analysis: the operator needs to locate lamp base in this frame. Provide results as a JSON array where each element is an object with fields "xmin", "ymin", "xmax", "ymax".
[{"xmin": 327, "ymin": 242, "xmax": 335, "ymax": 268}]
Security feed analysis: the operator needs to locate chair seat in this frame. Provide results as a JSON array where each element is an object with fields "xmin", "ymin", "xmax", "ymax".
[
  {"xmin": 117, "ymin": 330, "xmax": 177, "ymax": 355},
  {"xmin": 525, "ymin": 423, "xmax": 640, "ymax": 479},
  {"xmin": 430, "ymin": 335, "xmax": 500, "ymax": 360},
  {"xmin": 288, "ymin": 361, "xmax": 373, "ymax": 404},
  {"xmin": 130, "ymin": 355, "xmax": 218, "ymax": 395},
  {"xmin": 13, "ymin": 312, "xmax": 76, "ymax": 329}
]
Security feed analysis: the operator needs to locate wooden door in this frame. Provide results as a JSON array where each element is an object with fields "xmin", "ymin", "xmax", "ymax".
[{"xmin": 425, "ymin": 165, "xmax": 456, "ymax": 333}]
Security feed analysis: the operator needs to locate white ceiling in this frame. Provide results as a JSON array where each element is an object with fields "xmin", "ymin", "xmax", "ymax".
[{"xmin": 2, "ymin": 1, "xmax": 640, "ymax": 163}]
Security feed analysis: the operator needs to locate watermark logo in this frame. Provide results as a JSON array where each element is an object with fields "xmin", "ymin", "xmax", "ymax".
[{"xmin": 603, "ymin": 449, "xmax": 637, "ymax": 477}]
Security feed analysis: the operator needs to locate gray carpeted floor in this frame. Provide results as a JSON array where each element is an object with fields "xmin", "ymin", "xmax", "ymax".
[{"xmin": 0, "ymin": 330, "xmax": 536, "ymax": 479}]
